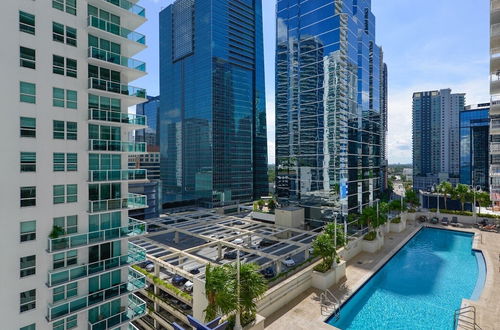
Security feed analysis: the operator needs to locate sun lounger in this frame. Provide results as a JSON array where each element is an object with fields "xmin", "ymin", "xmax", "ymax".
[
  {"xmin": 430, "ymin": 217, "xmax": 438, "ymax": 224},
  {"xmin": 441, "ymin": 217, "xmax": 449, "ymax": 226},
  {"xmin": 450, "ymin": 217, "xmax": 462, "ymax": 227}
]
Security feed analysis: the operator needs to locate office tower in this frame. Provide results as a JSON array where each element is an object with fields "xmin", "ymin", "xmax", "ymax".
[
  {"xmin": 275, "ymin": 0, "xmax": 387, "ymax": 224},
  {"xmin": 490, "ymin": 0, "xmax": 500, "ymax": 207},
  {"xmin": 159, "ymin": 0, "xmax": 268, "ymax": 208},
  {"xmin": 135, "ymin": 95, "xmax": 160, "ymax": 149},
  {"xmin": 459, "ymin": 103, "xmax": 490, "ymax": 190},
  {"xmin": 1, "ymin": 1, "xmax": 149, "ymax": 329},
  {"xmin": 381, "ymin": 63, "xmax": 389, "ymax": 190},
  {"xmin": 412, "ymin": 89, "xmax": 465, "ymax": 191}
]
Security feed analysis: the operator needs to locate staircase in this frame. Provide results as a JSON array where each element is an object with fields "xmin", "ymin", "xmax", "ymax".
[{"xmin": 454, "ymin": 306, "xmax": 482, "ymax": 330}]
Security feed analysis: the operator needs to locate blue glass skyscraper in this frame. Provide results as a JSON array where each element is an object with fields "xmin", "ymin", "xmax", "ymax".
[
  {"xmin": 159, "ymin": 0, "xmax": 268, "ymax": 207},
  {"xmin": 135, "ymin": 95, "xmax": 160, "ymax": 149},
  {"xmin": 275, "ymin": 0, "xmax": 387, "ymax": 224}
]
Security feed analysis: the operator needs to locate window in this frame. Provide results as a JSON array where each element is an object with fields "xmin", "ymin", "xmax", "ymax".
[
  {"xmin": 20, "ymin": 47, "xmax": 36, "ymax": 69},
  {"xmin": 53, "ymin": 22, "xmax": 77, "ymax": 46},
  {"xmin": 20, "ymin": 152, "xmax": 36, "ymax": 172},
  {"xmin": 53, "ymin": 283, "xmax": 77, "ymax": 303},
  {"xmin": 53, "ymin": 88, "xmax": 77, "ymax": 109},
  {"xmin": 88, "ymin": 5, "xmax": 120, "ymax": 24},
  {"xmin": 20, "ymin": 221, "xmax": 36, "ymax": 242},
  {"xmin": 53, "ymin": 184, "xmax": 77, "ymax": 204},
  {"xmin": 53, "ymin": 153, "xmax": 78, "ymax": 172},
  {"xmin": 19, "ymin": 11, "xmax": 35, "ymax": 35},
  {"xmin": 53, "ymin": 215, "xmax": 77, "ymax": 234},
  {"xmin": 20, "ymin": 289, "xmax": 36, "ymax": 313},
  {"xmin": 53, "ymin": 121, "xmax": 77, "ymax": 140},
  {"xmin": 53, "ymin": 0, "xmax": 76, "ymax": 15},
  {"xmin": 20, "ymin": 324, "xmax": 36, "ymax": 330},
  {"xmin": 20, "ymin": 186, "xmax": 36, "ymax": 207},
  {"xmin": 20, "ymin": 82, "xmax": 36, "ymax": 103},
  {"xmin": 20, "ymin": 117, "xmax": 36, "ymax": 138},
  {"xmin": 53, "ymin": 250, "xmax": 77, "ymax": 269},
  {"xmin": 53, "ymin": 56, "xmax": 77, "ymax": 78},
  {"xmin": 53, "ymin": 315, "xmax": 77, "ymax": 330},
  {"xmin": 20, "ymin": 255, "xmax": 36, "ymax": 277}
]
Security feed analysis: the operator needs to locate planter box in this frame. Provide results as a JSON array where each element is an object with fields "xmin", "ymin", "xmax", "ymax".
[
  {"xmin": 335, "ymin": 260, "xmax": 346, "ymax": 283},
  {"xmin": 361, "ymin": 235, "xmax": 383, "ymax": 253},
  {"xmin": 390, "ymin": 220, "xmax": 406, "ymax": 233},
  {"xmin": 311, "ymin": 268, "xmax": 337, "ymax": 291},
  {"xmin": 383, "ymin": 222, "xmax": 391, "ymax": 233},
  {"xmin": 244, "ymin": 314, "xmax": 266, "ymax": 330}
]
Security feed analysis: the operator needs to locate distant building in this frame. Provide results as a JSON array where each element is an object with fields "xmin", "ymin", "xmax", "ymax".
[
  {"xmin": 135, "ymin": 95, "xmax": 160, "ymax": 148},
  {"xmin": 129, "ymin": 152, "xmax": 160, "ymax": 180},
  {"xmin": 490, "ymin": 1, "xmax": 500, "ymax": 207},
  {"xmin": 459, "ymin": 103, "xmax": 490, "ymax": 190},
  {"xmin": 412, "ymin": 89, "xmax": 465, "ymax": 191}
]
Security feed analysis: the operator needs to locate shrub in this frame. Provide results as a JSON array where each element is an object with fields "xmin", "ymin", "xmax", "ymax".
[
  {"xmin": 313, "ymin": 262, "xmax": 332, "ymax": 273},
  {"xmin": 391, "ymin": 217, "xmax": 401, "ymax": 224},
  {"xmin": 364, "ymin": 231, "xmax": 377, "ymax": 241}
]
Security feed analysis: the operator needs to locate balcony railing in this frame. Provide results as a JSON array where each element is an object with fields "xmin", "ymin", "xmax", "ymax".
[
  {"xmin": 89, "ymin": 169, "xmax": 147, "ymax": 182},
  {"xmin": 89, "ymin": 139, "xmax": 147, "ymax": 153},
  {"xmin": 491, "ymin": 143, "xmax": 500, "ymax": 154},
  {"xmin": 88, "ymin": 193, "xmax": 148, "ymax": 213},
  {"xmin": 48, "ymin": 218, "xmax": 147, "ymax": 252},
  {"xmin": 88, "ymin": 77, "xmax": 146, "ymax": 99},
  {"xmin": 88, "ymin": 15, "xmax": 145, "ymax": 44},
  {"xmin": 88, "ymin": 47, "xmax": 146, "ymax": 72},
  {"xmin": 47, "ymin": 242, "xmax": 146, "ymax": 287},
  {"xmin": 88, "ymin": 294, "xmax": 147, "ymax": 330},
  {"xmin": 101, "ymin": 0, "xmax": 146, "ymax": 17},
  {"xmin": 47, "ymin": 268, "xmax": 146, "ymax": 321},
  {"xmin": 88, "ymin": 108, "xmax": 146, "ymax": 126}
]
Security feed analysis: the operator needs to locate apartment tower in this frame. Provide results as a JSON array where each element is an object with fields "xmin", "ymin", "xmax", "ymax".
[
  {"xmin": 412, "ymin": 89, "xmax": 465, "ymax": 191},
  {"xmin": 0, "ymin": 0, "xmax": 150, "ymax": 329},
  {"xmin": 275, "ymin": 0, "xmax": 388, "ymax": 225},
  {"xmin": 490, "ymin": 0, "xmax": 500, "ymax": 207},
  {"xmin": 159, "ymin": 0, "xmax": 268, "ymax": 208}
]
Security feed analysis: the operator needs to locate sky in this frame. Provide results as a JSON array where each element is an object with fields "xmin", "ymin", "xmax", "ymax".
[{"xmin": 134, "ymin": 0, "xmax": 490, "ymax": 165}]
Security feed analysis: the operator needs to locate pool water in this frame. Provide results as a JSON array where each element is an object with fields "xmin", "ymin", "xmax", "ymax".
[{"xmin": 328, "ymin": 228, "xmax": 483, "ymax": 330}]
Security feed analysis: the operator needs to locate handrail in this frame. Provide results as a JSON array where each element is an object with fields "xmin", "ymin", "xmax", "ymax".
[
  {"xmin": 454, "ymin": 306, "xmax": 482, "ymax": 330},
  {"xmin": 320, "ymin": 289, "xmax": 340, "ymax": 320}
]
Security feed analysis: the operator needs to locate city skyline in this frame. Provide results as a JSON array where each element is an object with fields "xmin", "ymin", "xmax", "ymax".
[{"xmin": 133, "ymin": 0, "xmax": 489, "ymax": 165}]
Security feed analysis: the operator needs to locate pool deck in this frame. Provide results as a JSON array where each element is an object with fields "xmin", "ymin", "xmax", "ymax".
[{"xmin": 264, "ymin": 222, "xmax": 500, "ymax": 330}]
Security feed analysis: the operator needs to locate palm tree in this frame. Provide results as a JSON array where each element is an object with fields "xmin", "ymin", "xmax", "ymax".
[
  {"xmin": 454, "ymin": 184, "xmax": 470, "ymax": 211},
  {"xmin": 204, "ymin": 264, "xmax": 237, "ymax": 321},
  {"xmin": 437, "ymin": 181, "xmax": 453, "ymax": 210},
  {"xmin": 477, "ymin": 191, "xmax": 491, "ymax": 214},
  {"xmin": 235, "ymin": 263, "xmax": 267, "ymax": 323}
]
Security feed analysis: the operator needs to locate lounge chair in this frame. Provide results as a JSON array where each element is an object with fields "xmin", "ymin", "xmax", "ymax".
[
  {"xmin": 479, "ymin": 224, "xmax": 496, "ymax": 232},
  {"xmin": 430, "ymin": 217, "xmax": 438, "ymax": 224},
  {"xmin": 441, "ymin": 217, "xmax": 449, "ymax": 226},
  {"xmin": 450, "ymin": 217, "xmax": 461, "ymax": 227},
  {"xmin": 418, "ymin": 216, "xmax": 427, "ymax": 223}
]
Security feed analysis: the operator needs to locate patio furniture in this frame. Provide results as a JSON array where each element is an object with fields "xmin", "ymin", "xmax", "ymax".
[
  {"xmin": 430, "ymin": 217, "xmax": 438, "ymax": 224},
  {"xmin": 450, "ymin": 217, "xmax": 462, "ymax": 227},
  {"xmin": 441, "ymin": 217, "xmax": 449, "ymax": 226}
]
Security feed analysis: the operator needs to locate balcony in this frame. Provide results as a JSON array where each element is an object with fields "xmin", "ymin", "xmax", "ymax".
[
  {"xmin": 493, "ymin": 0, "xmax": 500, "ymax": 25},
  {"xmin": 88, "ymin": 108, "xmax": 147, "ymax": 127},
  {"xmin": 88, "ymin": 47, "xmax": 146, "ymax": 81},
  {"xmin": 47, "ymin": 268, "xmax": 146, "ymax": 322},
  {"xmin": 48, "ymin": 218, "xmax": 147, "ymax": 253},
  {"xmin": 88, "ymin": 294, "xmax": 147, "ymax": 330},
  {"xmin": 492, "ymin": 143, "xmax": 500, "ymax": 155},
  {"xmin": 47, "ymin": 242, "xmax": 146, "ymax": 287},
  {"xmin": 89, "ymin": 139, "xmax": 147, "ymax": 154},
  {"xmin": 492, "ymin": 23, "xmax": 500, "ymax": 50},
  {"xmin": 89, "ymin": 169, "xmax": 147, "ymax": 182},
  {"xmin": 88, "ymin": 193, "xmax": 148, "ymax": 213},
  {"xmin": 87, "ymin": 16, "xmax": 146, "ymax": 56},
  {"xmin": 88, "ymin": 77, "xmax": 146, "ymax": 102}
]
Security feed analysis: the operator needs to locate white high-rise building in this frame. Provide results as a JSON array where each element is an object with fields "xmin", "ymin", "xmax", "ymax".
[
  {"xmin": 490, "ymin": 0, "xmax": 500, "ymax": 208},
  {"xmin": 0, "ymin": 1, "xmax": 149, "ymax": 329}
]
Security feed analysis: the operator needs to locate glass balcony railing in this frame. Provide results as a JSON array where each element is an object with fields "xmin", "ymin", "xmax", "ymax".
[
  {"xmin": 89, "ymin": 169, "xmax": 147, "ymax": 182},
  {"xmin": 101, "ymin": 0, "xmax": 146, "ymax": 17},
  {"xmin": 88, "ymin": 77, "xmax": 146, "ymax": 98},
  {"xmin": 48, "ymin": 218, "xmax": 147, "ymax": 252},
  {"xmin": 88, "ymin": 108, "xmax": 147, "ymax": 126},
  {"xmin": 88, "ymin": 193, "xmax": 147, "ymax": 213},
  {"xmin": 88, "ymin": 294, "xmax": 147, "ymax": 330},
  {"xmin": 88, "ymin": 47, "xmax": 146, "ymax": 72},
  {"xmin": 47, "ymin": 242, "xmax": 146, "ymax": 287},
  {"xmin": 89, "ymin": 139, "xmax": 147, "ymax": 153},
  {"xmin": 491, "ymin": 143, "xmax": 500, "ymax": 154},
  {"xmin": 88, "ymin": 15, "xmax": 145, "ymax": 44},
  {"xmin": 48, "ymin": 268, "xmax": 146, "ymax": 321}
]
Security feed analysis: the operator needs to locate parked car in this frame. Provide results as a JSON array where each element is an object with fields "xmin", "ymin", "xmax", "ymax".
[
  {"xmin": 224, "ymin": 250, "xmax": 237, "ymax": 259},
  {"xmin": 232, "ymin": 238, "xmax": 244, "ymax": 244},
  {"xmin": 260, "ymin": 267, "xmax": 275, "ymax": 279},
  {"xmin": 259, "ymin": 238, "xmax": 275, "ymax": 248},
  {"xmin": 172, "ymin": 275, "xmax": 188, "ymax": 286},
  {"xmin": 183, "ymin": 281, "xmax": 193, "ymax": 292},
  {"xmin": 233, "ymin": 220, "xmax": 245, "ymax": 226},
  {"xmin": 281, "ymin": 257, "xmax": 296, "ymax": 267},
  {"xmin": 189, "ymin": 268, "xmax": 200, "ymax": 275},
  {"xmin": 144, "ymin": 261, "xmax": 154, "ymax": 272}
]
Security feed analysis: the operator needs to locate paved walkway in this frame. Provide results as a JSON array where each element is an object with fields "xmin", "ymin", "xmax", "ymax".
[{"xmin": 264, "ymin": 222, "xmax": 500, "ymax": 330}]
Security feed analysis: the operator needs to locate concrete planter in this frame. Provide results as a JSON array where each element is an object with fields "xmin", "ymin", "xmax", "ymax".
[
  {"xmin": 251, "ymin": 212, "xmax": 275, "ymax": 222},
  {"xmin": 335, "ymin": 260, "xmax": 346, "ymax": 283},
  {"xmin": 390, "ymin": 219, "xmax": 406, "ymax": 233},
  {"xmin": 244, "ymin": 314, "xmax": 266, "ymax": 330},
  {"xmin": 311, "ymin": 268, "xmax": 337, "ymax": 291},
  {"xmin": 361, "ymin": 234, "xmax": 383, "ymax": 253},
  {"xmin": 383, "ymin": 222, "xmax": 391, "ymax": 233}
]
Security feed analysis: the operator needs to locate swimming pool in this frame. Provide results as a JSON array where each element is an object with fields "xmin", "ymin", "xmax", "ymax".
[{"xmin": 327, "ymin": 228, "xmax": 485, "ymax": 330}]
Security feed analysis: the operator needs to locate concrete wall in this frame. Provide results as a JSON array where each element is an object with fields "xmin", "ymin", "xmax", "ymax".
[
  {"xmin": 192, "ymin": 276, "xmax": 208, "ymax": 322},
  {"xmin": 251, "ymin": 211, "xmax": 276, "ymax": 222},
  {"xmin": 275, "ymin": 207, "xmax": 305, "ymax": 228}
]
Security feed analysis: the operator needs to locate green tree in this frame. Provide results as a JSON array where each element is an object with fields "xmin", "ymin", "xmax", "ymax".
[
  {"xmin": 267, "ymin": 199, "xmax": 277, "ymax": 211},
  {"xmin": 437, "ymin": 181, "xmax": 453, "ymax": 210},
  {"xmin": 324, "ymin": 222, "xmax": 346, "ymax": 247},
  {"xmin": 312, "ymin": 232, "xmax": 337, "ymax": 272},
  {"xmin": 477, "ymin": 191, "xmax": 491, "ymax": 214},
  {"xmin": 404, "ymin": 189, "xmax": 420, "ymax": 207},
  {"xmin": 256, "ymin": 199, "xmax": 265, "ymax": 211},
  {"xmin": 234, "ymin": 263, "xmax": 267, "ymax": 323},
  {"xmin": 359, "ymin": 206, "xmax": 378, "ymax": 229},
  {"xmin": 454, "ymin": 184, "xmax": 470, "ymax": 211}
]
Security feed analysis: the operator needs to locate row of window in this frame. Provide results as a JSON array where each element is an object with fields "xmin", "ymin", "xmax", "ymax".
[
  {"xmin": 20, "ymin": 51, "xmax": 77, "ymax": 78},
  {"xmin": 19, "ymin": 82, "xmax": 78, "ymax": 108},
  {"xmin": 18, "ymin": 117, "xmax": 78, "ymax": 140},
  {"xmin": 20, "ymin": 184, "xmax": 77, "ymax": 207},
  {"xmin": 20, "ymin": 152, "xmax": 77, "ymax": 173},
  {"xmin": 20, "ymin": 292, "xmax": 77, "ymax": 328}
]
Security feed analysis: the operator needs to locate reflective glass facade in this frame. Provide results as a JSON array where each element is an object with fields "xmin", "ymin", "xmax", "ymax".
[
  {"xmin": 159, "ymin": 0, "xmax": 268, "ymax": 207},
  {"xmin": 459, "ymin": 104, "xmax": 490, "ymax": 190},
  {"xmin": 135, "ymin": 95, "xmax": 160, "ymax": 149},
  {"xmin": 275, "ymin": 0, "xmax": 386, "ymax": 223}
]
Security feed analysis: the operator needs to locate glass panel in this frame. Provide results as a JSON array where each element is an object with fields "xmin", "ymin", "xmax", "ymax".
[
  {"xmin": 20, "ymin": 47, "xmax": 36, "ymax": 69},
  {"xmin": 19, "ymin": 11, "xmax": 35, "ymax": 35},
  {"xmin": 53, "ymin": 185, "xmax": 65, "ymax": 204},
  {"xmin": 20, "ymin": 117, "xmax": 36, "ymax": 138},
  {"xmin": 53, "ymin": 55, "xmax": 65, "ymax": 75},
  {"xmin": 20, "ymin": 220, "xmax": 36, "ymax": 242},
  {"xmin": 53, "ymin": 153, "xmax": 65, "ymax": 171},
  {"xmin": 66, "ymin": 90, "xmax": 77, "ymax": 109},
  {"xmin": 66, "ymin": 122, "xmax": 77, "ymax": 140},
  {"xmin": 66, "ymin": 58, "xmax": 77, "ymax": 78},
  {"xmin": 67, "ymin": 153, "xmax": 78, "ymax": 171},
  {"xmin": 20, "ymin": 82, "xmax": 36, "ymax": 103},
  {"xmin": 53, "ymin": 121, "xmax": 65, "ymax": 139},
  {"xmin": 53, "ymin": 22, "xmax": 65, "ymax": 43},
  {"xmin": 53, "ymin": 88, "xmax": 65, "ymax": 107},
  {"xmin": 20, "ymin": 152, "xmax": 36, "ymax": 172}
]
